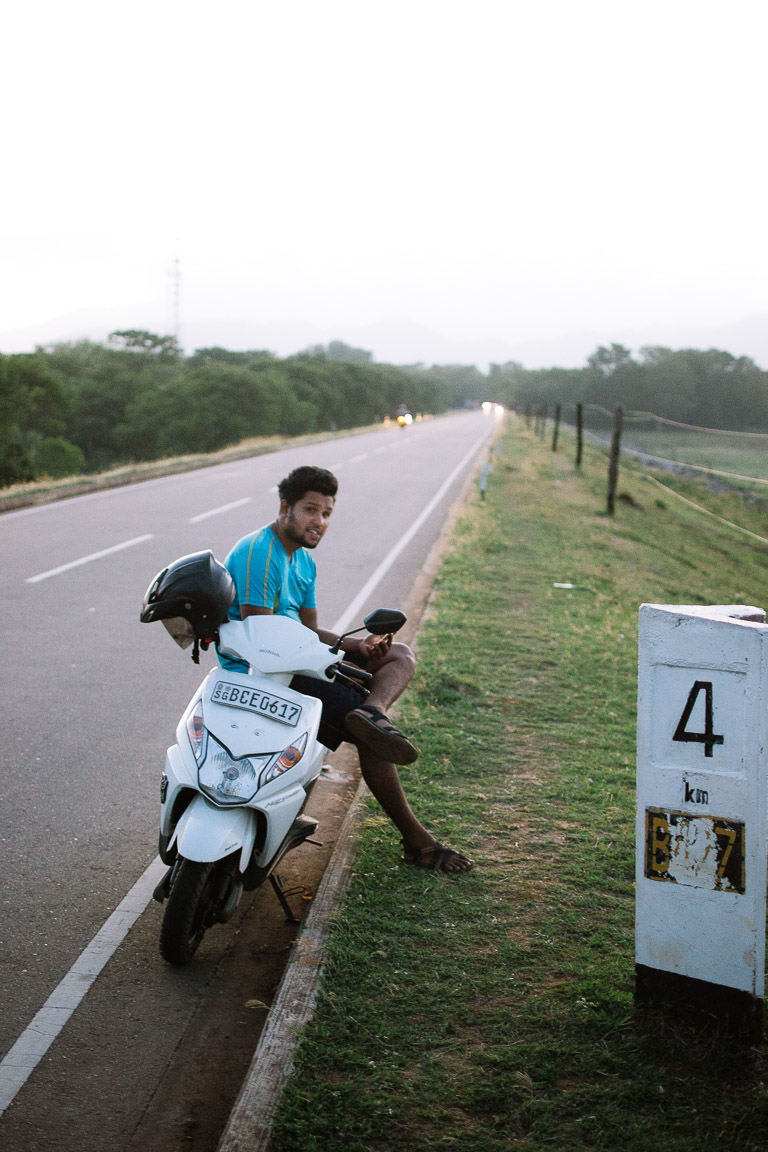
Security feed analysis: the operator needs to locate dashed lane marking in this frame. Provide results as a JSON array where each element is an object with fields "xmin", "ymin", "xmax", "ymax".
[{"xmin": 25, "ymin": 535, "xmax": 155, "ymax": 584}]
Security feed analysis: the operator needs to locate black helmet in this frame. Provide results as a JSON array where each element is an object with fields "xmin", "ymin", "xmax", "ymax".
[{"xmin": 141, "ymin": 550, "xmax": 235, "ymax": 660}]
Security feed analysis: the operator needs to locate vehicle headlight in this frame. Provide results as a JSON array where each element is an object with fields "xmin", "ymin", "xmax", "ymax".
[
  {"xmin": 261, "ymin": 732, "xmax": 308, "ymax": 786},
  {"xmin": 186, "ymin": 698, "xmax": 207, "ymax": 763},
  {"xmin": 199, "ymin": 735, "xmax": 272, "ymax": 804}
]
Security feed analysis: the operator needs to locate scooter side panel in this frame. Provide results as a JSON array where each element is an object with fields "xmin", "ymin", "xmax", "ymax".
[
  {"xmin": 255, "ymin": 783, "xmax": 314, "ymax": 864},
  {"xmin": 160, "ymin": 743, "xmax": 198, "ymax": 840}
]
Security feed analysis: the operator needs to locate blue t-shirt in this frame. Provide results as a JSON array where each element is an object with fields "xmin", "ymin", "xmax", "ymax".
[{"xmin": 218, "ymin": 526, "xmax": 317, "ymax": 671}]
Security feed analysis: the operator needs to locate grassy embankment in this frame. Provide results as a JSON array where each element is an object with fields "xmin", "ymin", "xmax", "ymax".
[
  {"xmin": 0, "ymin": 423, "xmax": 384, "ymax": 513},
  {"xmin": 270, "ymin": 416, "xmax": 768, "ymax": 1152},
  {"xmin": 618, "ymin": 428, "xmax": 768, "ymax": 482}
]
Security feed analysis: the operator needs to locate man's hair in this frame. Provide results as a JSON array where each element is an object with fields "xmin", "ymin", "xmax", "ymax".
[{"xmin": 278, "ymin": 465, "xmax": 338, "ymax": 506}]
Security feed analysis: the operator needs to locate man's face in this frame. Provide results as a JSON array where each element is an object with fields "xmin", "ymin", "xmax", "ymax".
[{"xmin": 282, "ymin": 490, "xmax": 335, "ymax": 549}]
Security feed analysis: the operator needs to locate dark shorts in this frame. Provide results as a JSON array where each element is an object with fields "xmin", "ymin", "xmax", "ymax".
[{"xmin": 290, "ymin": 654, "xmax": 367, "ymax": 751}]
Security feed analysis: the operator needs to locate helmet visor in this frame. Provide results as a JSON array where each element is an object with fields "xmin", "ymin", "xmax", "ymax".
[{"xmin": 162, "ymin": 616, "xmax": 196, "ymax": 649}]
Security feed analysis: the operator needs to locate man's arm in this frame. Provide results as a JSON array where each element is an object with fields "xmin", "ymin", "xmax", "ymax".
[
  {"xmin": 298, "ymin": 607, "xmax": 392, "ymax": 661},
  {"xmin": 298, "ymin": 607, "xmax": 340, "ymax": 647}
]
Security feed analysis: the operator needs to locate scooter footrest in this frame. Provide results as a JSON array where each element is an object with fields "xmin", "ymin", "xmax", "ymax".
[
  {"xmin": 291, "ymin": 814, "xmax": 319, "ymax": 837},
  {"xmin": 283, "ymin": 814, "xmax": 319, "ymax": 850}
]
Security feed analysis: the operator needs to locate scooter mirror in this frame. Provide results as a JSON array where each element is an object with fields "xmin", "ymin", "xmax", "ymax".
[{"xmin": 363, "ymin": 609, "xmax": 406, "ymax": 635}]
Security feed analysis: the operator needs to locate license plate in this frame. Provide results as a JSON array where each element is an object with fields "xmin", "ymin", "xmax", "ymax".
[{"xmin": 210, "ymin": 680, "xmax": 302, "ymax": 727}]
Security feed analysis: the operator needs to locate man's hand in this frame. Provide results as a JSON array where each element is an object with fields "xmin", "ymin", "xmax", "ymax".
[{"xmin": 356, "ymin": 632, "xmax": 393, "ymax": 663}]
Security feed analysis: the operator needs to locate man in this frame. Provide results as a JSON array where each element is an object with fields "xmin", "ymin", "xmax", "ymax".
[{"xmin": 219, "ymin": 464, "xmax": 473, "ymax": 874}]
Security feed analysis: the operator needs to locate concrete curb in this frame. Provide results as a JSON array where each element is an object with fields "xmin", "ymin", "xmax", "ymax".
[
  {"xmin": 216, "ymin": 427, "xmax": 493, "ymax": 1152},
  {"xmin": 216, "ymin": 771, "xmax": 367, "ymax": 1152}
]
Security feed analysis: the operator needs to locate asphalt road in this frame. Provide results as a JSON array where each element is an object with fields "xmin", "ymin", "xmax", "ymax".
[{"xmin": 0, "ymin": 409, "xmax": 496, "ymax": 1149}]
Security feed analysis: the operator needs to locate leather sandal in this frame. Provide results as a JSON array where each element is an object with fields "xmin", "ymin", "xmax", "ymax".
[
  {"xmin": 401, "ymin": 840, "xmax": 474, "ymax": 873},
  {"xmin": 344, "ymin": 703, "xmax": 419, "ymax": 765}
]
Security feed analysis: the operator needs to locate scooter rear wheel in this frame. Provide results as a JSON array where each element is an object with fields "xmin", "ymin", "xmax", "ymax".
[{"xmin": 159, "ymin": 859, "xmax": 216, "ymax": 966}]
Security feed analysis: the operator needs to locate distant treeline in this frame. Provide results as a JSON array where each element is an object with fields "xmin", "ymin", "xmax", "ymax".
[
  {"xmin": 3, "ymin": 332, "xmax": 766, "ymax": 487},
  {"xmin": 487, "ymin": 343, "xmax": 768, "ymax": 430},
  {"xmin": 0, "ymin": 332, "xmax": 487, "ymax": 487}
]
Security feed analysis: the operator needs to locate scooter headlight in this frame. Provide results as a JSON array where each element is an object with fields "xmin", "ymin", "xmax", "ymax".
[
  {"xmin": 186, "ymin": 699, "xmax": 207, "ymax": 763},
  {"xmin": 261, "ymin": 732, "xmax": 308, "ymax": 786},
  {"xmin": 198, "ymin": 734, "xmax": 271, "ymax": 805}
]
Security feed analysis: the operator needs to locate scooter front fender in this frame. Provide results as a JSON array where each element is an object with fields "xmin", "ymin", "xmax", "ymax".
[{"xmin": 172, "ymin": 794, "xmax": 257, "ymax": 872}]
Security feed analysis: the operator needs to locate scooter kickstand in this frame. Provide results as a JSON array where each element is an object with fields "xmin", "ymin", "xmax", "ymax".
[{"xmin": 269, "ymin": 873, "xmax": 300, "ymax": 923}]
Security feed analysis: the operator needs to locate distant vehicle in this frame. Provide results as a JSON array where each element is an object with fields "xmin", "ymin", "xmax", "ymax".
[{"xmin": 396, "ymin": 406, "xmax": 413, "ymax": 427}]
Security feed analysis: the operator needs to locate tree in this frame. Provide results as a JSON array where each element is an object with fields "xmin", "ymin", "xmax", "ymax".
[
  {"xmin": 108, "ymin": 330, "xmax": 181, "ymax": 359},
  {"xmin": 420, "ymin": 364, "xmax": 487, "ymax": 409},
  {"xmin": 186, "ymin": 347, "xmax": 275, "ymax": 368},
  {"xmin": 0, "ymin": 353, "xmax": 69, "ymax": 486},
  {"xmin": 587, "ymin": 343, "xmax": 635, "ymax": 376},
  {"xmin": 33, "ymin": 436, "xmax": 86, "ymax": 478},
  {"xmin": 299, "ymin": 341, "xmax": 373, "ymax": 364},
  {"xmin": 638, "ymin": 345, "xmax": 674, "ymax": 368},
  {"xmin": 45, "ymin": 338, "xmax": 183, "ymax": 467},
  {"xmin": 326, "ymin": 340, "xmax": 372, "ymax": 364},
  {"xmin": 121, "ymin": 363, "xmax": 287, "ymax": 457}
]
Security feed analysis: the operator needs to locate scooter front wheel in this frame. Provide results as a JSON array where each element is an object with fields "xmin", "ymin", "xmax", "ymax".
[{"xmin": 159, "ymin": 859, "xmax": 216, "ymax": 966}]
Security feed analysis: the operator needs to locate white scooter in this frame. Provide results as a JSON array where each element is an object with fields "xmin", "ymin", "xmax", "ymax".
[{"xmin": 150, "ymin": 606, "xmax": 405, "ymax": 965}]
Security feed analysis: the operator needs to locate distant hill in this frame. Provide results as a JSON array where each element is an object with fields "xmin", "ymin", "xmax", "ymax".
[{"xmin": 2, "ymin": 308, "xmax": 766, "ymax": 372}]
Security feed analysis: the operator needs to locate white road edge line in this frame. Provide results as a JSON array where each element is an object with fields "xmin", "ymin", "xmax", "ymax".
[
  {"xmin": 189, "ymin": 498, "xmax": 251, "ymax": 524},
  {"xmin": 0, "ymin": 856, "xmax": 167, "ymax": 1117},
  {"xmin": 218, "ymin": 426, "xmax": 493, "ymax": 1152},
  {"xmin": 331, "ymin": 428, "xmax": 491, "ymax": 635},
  {"xmin": 25, "ymin": 534, "xmax": 155, "ymax": 584},
  {"xmin": 0, "ymin": 425, "xmax": 491, "ymax": 1119}
]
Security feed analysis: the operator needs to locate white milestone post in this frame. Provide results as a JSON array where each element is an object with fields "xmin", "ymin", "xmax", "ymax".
[{"xmin": 636, "ymin": 603, "xmax": 768, "ymax": 1040}]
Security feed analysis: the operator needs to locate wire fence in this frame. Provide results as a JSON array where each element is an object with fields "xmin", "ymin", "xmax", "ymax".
[
  {"xmin": 588, "ymin": 405, "xmax": 768, "ymax": 485},
  {"xmin": 520, "ymin": 401, "xmax": 768, "ymax": 542},
  {"xmin": 527, "ymin": 403, "xmax": 768, "ymax": 488}
]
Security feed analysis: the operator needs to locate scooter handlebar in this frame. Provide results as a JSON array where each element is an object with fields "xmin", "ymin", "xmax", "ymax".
[{"xmin": 338, "ymin": 661, "xmax": 373, "ymax": 684}]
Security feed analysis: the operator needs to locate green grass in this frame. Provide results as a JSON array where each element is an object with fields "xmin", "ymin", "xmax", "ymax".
[
  {"xmin": 269, "ymin": 420, "xmax": 768, "ymax": 1152},
  {"xmin": 608, "ymin": 426, "xmax": 768, "ymax": 483}
]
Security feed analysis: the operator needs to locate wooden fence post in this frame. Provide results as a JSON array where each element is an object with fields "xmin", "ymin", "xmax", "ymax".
[
  {"xmin": 606, "ymin": 405, "xmax": 624, "ymax": 516},
  {"xmin": 576, "ymin": 403, "xmax": 583, "ymax": 468},
  {"xmin": 552, "ymin": 404, "xmax": 561, "ymax": 452}
]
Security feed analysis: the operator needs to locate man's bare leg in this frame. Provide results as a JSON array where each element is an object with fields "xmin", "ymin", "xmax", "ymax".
[
  {"xmin": 341, "ymin": 643, "xmax": 473, "ymax": 872},
  {"xmin": 357, "ymin": 744, "xmax": 474, "ymax": 873},
  {"xmin": 364, "ymin": 642, "xmax": 416, "ymax": 711}
]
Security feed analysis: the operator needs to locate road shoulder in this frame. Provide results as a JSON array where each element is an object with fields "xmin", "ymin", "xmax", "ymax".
[{"xmin": 216, "ymin": 437, "xmax": 483, "ymax": 1152}]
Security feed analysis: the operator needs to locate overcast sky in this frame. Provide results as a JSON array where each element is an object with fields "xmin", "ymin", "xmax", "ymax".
[{"xmin": 2, "ymin": 0, "xmax": 766, "ymax": 361}]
